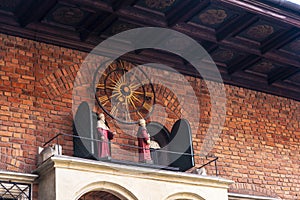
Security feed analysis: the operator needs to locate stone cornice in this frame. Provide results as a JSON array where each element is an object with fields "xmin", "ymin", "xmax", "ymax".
[
  {"xmin": 228, "ymin": 193, "xmax": 280, "ymax": 200},
  {"xmin": 0, "ymin": 170, "xmax": 38, "ymax": 183},
  {"xmin": 36, "ymin": 155, "xmax": 233, "ymax": 189}
]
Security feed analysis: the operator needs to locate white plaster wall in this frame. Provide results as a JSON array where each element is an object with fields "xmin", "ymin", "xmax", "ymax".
[{"xmin": 56, "ymin": 168, "xmax": 228, "ymax": 200}]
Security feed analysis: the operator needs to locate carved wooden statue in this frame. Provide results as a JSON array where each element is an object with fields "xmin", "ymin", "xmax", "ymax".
[
  {"xmin": 137, "ymin": 119, "xmax": 153, "ymax": 163},
  {"xmin": 97, "ymin": 113, "xmax": 115, "ymax": 158}
]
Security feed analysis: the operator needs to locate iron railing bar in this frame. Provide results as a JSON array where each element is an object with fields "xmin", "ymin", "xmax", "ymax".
[
  {"xmin": 1, "ymin": 182, "xmax": 17, "ymax": 198},
  {"xmin": 44, "ymin": 133, "xmax": 217, "ymax": 158},
  {"xmin": 29, "ymin": 184, "xmax": 32, "ymax": 200},
  {"xmin": 43, "ymin": 132, "xmax": 219, "ymax": 176},
  {"xmin": 43, "ymin": 133, "xmax": 62, "ymax": 147},
  {"xmin": 215, "ymin": 158, "xmax": 218, "ymax": 176},
  {"xmin": 0, "ymin": 182, "xmax": 31, "ymax": 199},
  {"xmin": 198, "ymin": 157, "xmax": 218, "ymax": 169},
  {"xmin": 15, "ymin": 184, "xmax": 30, "ymax": 198}
]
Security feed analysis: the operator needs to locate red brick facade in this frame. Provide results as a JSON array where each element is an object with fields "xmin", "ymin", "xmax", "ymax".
[{"xmin": 0, "ymin": 34, "xmax": 299, "ymax": 199}]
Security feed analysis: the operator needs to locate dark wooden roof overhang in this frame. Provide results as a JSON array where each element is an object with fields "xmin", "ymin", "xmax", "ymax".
[{"xmin": 0, "ymin": 0, "xmax": 299, "ymax": 101}]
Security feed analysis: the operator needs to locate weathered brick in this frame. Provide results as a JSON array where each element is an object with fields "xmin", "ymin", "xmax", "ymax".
[{"xmin": 0, "ymin": 33, "xmax": 299, "ymax": 200}]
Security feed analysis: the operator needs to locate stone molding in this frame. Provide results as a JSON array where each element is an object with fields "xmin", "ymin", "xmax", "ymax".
[
  {"xmin": 39, "ymin": 155, "xmax": 233, "ymax": 188},
  {"xmin": 0, "ymin": 170, "xmax": 38, "ymax": 183},
  {"xmin": 35, "ymin": 155, "xmax": 233, "ymax": 200}
]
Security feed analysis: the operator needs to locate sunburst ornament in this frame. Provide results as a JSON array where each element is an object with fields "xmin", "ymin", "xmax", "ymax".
[
  {"xmin": 199, "ymin": 9, "xmax": 227, "ymax": 25},
  {"xmin": 246, "ymin": 25, "xmax": 274, "ymax": 39},
  {"xmin": 94, "ymin": 60, "xmax": 155, "ymax": 124}
]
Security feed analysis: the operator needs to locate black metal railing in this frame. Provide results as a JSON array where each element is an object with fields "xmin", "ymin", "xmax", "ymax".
[
  {"xmin": 0, "ymin": 181, "xmax": 31, "ymax": 200},
  {"xmin": 42, "ymin": 133, "xmax": 219, "ymax": 176}
]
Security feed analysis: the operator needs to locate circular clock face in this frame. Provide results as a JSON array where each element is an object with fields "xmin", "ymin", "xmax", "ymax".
[{"xmin": 94, "ymin": 60, "xmax": 155, "ymax": 124}]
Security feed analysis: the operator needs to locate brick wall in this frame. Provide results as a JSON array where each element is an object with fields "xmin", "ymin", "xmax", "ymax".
[
  {"xmin": 217, "ymin": 86, "xmax": 300, "ymax": 199},
  {"xmin": 0, "ymin": 33, "xmax": 299, "ymax": 199},
  {"xmin": 0, "ymin": 34, "xmax": 85, "ymax": 172}
]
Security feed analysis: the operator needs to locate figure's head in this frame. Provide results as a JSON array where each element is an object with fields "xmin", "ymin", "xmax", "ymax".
[
  {"xmin": 139, "ymin": 119, "xmax": 146, "ymax": 127},
  {"xmin": 99, "ymin": 113, "xmax": 105, "ymax": 121}
]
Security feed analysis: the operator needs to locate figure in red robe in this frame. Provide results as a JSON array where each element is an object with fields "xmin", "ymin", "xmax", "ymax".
[
  {"xmin": 97, "ymin": 113, "xmax": 115, "ymax": 159},
  {"xmin": 137, "ymin": 119, "xmax": 153, "ymax": 163}
]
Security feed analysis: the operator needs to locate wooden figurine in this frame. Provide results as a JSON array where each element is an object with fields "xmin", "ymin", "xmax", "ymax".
[
  {"xmin": 97, "ymin": 113, "xmax": 116, "ymax": 158},
  {"xmin": 137, "ymin": 119, "xmax": 153, "ymax": 163}
]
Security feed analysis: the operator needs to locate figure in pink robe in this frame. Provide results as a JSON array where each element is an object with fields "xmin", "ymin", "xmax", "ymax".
[
  {"xmin": 97, "ymin": 113, "xmax": 115, "ymax": 158},
  {"xmin": 137, "ymin": 119, "xmax": 152, "ymax": 163}
]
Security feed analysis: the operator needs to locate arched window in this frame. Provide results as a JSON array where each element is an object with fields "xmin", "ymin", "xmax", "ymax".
[
  {"xmin": 165, "ymin": 192, "xmax": 205, "ymax": 200},
  {"xmin": 79, "ymin": 191, "xmax": 121, "ymax": 200},
  {"xmin": 74, "ymin": 181, "xmax": 138, "ymax": 200}
]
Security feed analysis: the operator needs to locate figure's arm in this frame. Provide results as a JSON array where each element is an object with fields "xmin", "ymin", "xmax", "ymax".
[
  {"xmin": 97, "ymin": 128, "xmax": 105, "ymax": 140},
  {"xmin": 142, "ymin": 130, "xmax": 151, "ymax": 144}
]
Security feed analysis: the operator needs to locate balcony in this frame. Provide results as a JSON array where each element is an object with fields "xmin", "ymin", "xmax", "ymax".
[
  {"xmin": 35, "ymin": 155, "xmax": 233, "ymax": 200},
  {"xmin": 34, "ymin": 132, "xmax": 233, "ymax": 200}
]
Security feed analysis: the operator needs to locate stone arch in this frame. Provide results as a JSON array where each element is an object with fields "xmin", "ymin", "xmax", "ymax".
[
  {"xmin": 165, "ymin": 192, "xmax": 205, "ymax": 200},
  {"xmin": 74, "ymin": 181, "xmax": 138, "ymax": 200}
]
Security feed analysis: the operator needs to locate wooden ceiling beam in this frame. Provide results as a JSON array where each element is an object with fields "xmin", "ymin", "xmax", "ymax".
[
  {"xmin": 115, "ymin": 8, "xmax": 166, "ymax": 27},
  {"xmin": 228, "ymin": 55, "xmax": 261, "ymax": 74},
  {"xmin": 0, "ymin": 23, "xmax": 95, "ymax": 52},
  {"xmin": 80, "ymin": 13, "xmax": 117, "ymax": 41},
  {"xmin": 60, "ymin": 0, "xmax": 113, "ymax": 12},
  {"xmin": 268, "ymin": 67, "xmax": 299, "ymax": 85},
  {"xmin": 181, "ymin": 43, "xmax": 218, "ymax": 65},
  {"xmin": 173, "ymin": 24, "xmax": 217, "ymax": 42},
  {"xmin": 166, "ymin": 0, "xmax": 203, "ymax": 27},
  {"xmin": 110, "ymin": 0, "xmax": 138, "ymax": 11},
  {"xmin": 122, "ymin": 52, "xmax": 300, "ymax": 101},
  {"xmin": 228, "ymin": 71, "xmax": 300, "ymax": 101},
  {"xmin": 175, "ymin": 24, "xmax": 263, "ymax": 55},
  {"xmin": 167, "ymin": 0, "xmax": 210, "ymax": 27},
  {"xmin": 261, "ymin": 27, "xmax": 300, "ymax": 54},
  {"xmin": 220, "ymin": 0, "xmax": 300, "ymax": 28},
  {"xmin": 216, "ymin": 13, "xmax": 257, "ymax": 41},
  {"xmin": 17, "ymin": 0, "xmax": 57, "ymax": 27},
  {"xmin": 264, "ymin": 51, "xmax": 300, "ymax": 69},
  {"xmin": 272, "ymin": 80, "xmax": 300, "ymax": 93},
  {"xmin": 0, "ymin": 0, "xmax": 299, "ymax": 101}
]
